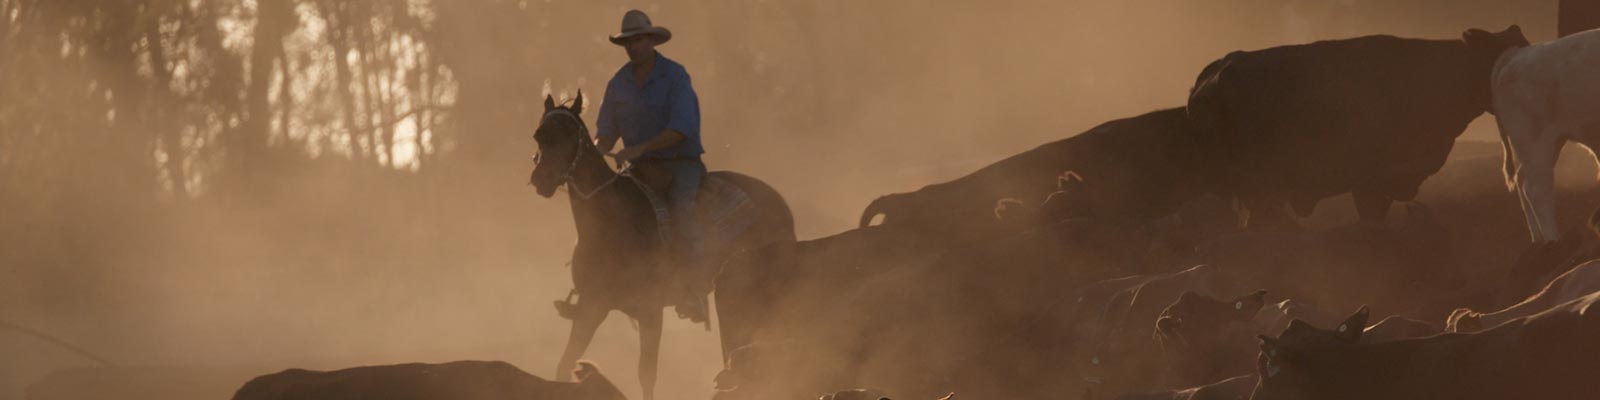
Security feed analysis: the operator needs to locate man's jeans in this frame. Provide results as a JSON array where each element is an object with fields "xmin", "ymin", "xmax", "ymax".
[{"xmin": 632, "ymin": 157, "xmax": 707, "ymax": 292}]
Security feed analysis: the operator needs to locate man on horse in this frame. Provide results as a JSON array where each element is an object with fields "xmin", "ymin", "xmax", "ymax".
[{"xmin": 595, "ymin": 9, "xmax": 710, "ymax": 322}]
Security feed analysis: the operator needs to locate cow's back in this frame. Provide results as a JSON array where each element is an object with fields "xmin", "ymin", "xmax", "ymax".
[
  {"xmin": 1429, "ymin": 292, "xmax": 1600, "ymax": 399},
  {"xmin": 1189, "ymin": 35, "xmax": 1492, "ymax": 201},
  {"xmin": 231, "ymin": 361, "xmax": 579, "ymax": 400},
  {"xmin": 1493, "ymin": 292, "xmax": 1600, "ymax": 397}
]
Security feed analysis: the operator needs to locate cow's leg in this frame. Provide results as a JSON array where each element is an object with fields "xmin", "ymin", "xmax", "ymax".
[
  {"xmin": 1498, "ymin": 101, "xmax": 1562, "ymax": 242},
  {"xmin": 1352, "ymin": 190, "xmax": 1392, "ymax": 226},
  {"xmin": 556, "ymin": 301, "xmax": 608, "ymax": 382},
  {"xmin": 1502, "ymin": 128, "xmax": 1520, "ymax": 192},
  {"xmin": 1510, "ymin": 131, "xmax": 1565, "ymax": 243},
  {"xmin": 637, "ymin": 307, "xmax": 664, "ymax": 400}
]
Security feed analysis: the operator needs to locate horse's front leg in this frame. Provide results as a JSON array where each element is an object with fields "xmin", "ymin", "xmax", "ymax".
[
  {"xmin": 555, "ymin": 300, "xmax": 608, "ymax": 382},
  {"xmin": 636, "ymin": 306, "xmax": 664, "ymax": 400}
]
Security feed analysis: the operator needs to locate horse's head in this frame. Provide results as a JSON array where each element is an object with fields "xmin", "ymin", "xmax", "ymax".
[{"xmin": 530, "ymin": 91, "xmax": 591, "ymax": 198}]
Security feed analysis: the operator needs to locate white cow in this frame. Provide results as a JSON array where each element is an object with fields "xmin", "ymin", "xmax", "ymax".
[{"xmin": 1493, "ymin": 28, "xmax": 1600, "ymax": 242}]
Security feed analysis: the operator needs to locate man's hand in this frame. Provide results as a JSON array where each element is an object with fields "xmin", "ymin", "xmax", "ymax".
[
  {"xmin": 604, "ymin": 129, "xmax": 682, "ymax": 166},
  {"xmin": 610, "ymin": 146, "xmax": 648, "ymax": 163},
  {"xmin": 597, "ymin": 135, "xmax": 620, "ymax": 154}
]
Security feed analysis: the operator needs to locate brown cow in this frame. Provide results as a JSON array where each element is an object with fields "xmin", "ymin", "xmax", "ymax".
[
  {"xmin": 1184, "ymin": 203, "xmax": 1463, "ymax": 318},
  {"xmin": 1187, "ymin": 26, "xmax": 1527, "ymax": 226},
  {"xmin": 859, "ymin": 108, "xmax": 1215, "ymax": 229},
  {"xmin": 231, "ymin": 360, "xmax": 624, "ymax": 400},
  {"xmin": 1447, "ymin": 258, "xmax": 1600, "ymax": 332},
  {"xmin": 1561, "ymin": 0, "xmax": 1600, "ymax": 37},
  {"xmin": 1151, "ymin": 290, "xmax": 1270, "ymax": 389},
  {"xmin": 1154, "ymin": 294, "xmax": 1438, "ymax": 390},
  {"xmin": 1072, "ymin": 265, "xmax": 1247, "ymax": 398},
  {"xmin": 1111, "ymin": 375, "xmax": 1255, "ymax": 400},
  {"xmin": 1252, "ymin": 294, "xmax": 1600, "ymax": 400},
  {"xmin": 817, "ymin": 388, "xmax": 890, "ymax": 400},
  {"xmin": 714, "ymin": 217, "xmax": 1137, "ymax": 400},
  {"xmin": 1361, "ymin": 315, "xmax": 1441, "ymax": 342}
]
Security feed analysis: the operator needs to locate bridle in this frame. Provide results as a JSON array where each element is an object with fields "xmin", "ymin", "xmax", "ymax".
[{"xmin": 537, "ymin": 107, "xmax": 630, "ymax": 200}]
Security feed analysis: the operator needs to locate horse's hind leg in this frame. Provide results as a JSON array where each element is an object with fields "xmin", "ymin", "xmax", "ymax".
[{"xmin": 555, "ymin": 301, "xmax": 608, "ymax": 382}]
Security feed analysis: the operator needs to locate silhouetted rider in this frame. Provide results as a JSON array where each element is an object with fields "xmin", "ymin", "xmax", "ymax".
[{"xmin": 595, "ymin": 9, "xmax": 709, "ymax": 322}]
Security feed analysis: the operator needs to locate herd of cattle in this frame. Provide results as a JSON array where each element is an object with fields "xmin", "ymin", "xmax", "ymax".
[
  {"xmin": 708, "ymin": 24, "xmax": 1600, "ymax": 400},
  {"xmin": 216, "ymin": 22, "xmax": 1600, "ymax": 400}
]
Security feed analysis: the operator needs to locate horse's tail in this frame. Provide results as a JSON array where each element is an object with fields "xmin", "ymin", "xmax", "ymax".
[{"xmin": 859, "ymin": 195, "xmax": 896, "ymax": 228}]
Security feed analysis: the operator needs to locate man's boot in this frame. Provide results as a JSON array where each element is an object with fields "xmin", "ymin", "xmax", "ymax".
[
  {"xmin": 675, "ymin": 293, "xmax": 710, "ymax": 324},
  {"xmin": 672, "ymin": 250, "xmax": 711, "ymax": 324}
]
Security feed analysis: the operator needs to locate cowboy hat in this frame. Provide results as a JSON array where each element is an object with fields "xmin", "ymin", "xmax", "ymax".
[{"xmin": 609, "ymin": 10, "xmax": 672, "ymax": 45}]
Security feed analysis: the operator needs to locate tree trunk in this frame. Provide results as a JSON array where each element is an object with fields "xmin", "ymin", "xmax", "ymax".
[
  {"xmin": 236, "ymin": 0, "xmax": 294, "ymax": 185},
  {"xmin": 277, "ymin": 53, "xmax": 294, "ymax": 146},
  {"xmin": 325, "ymin": 1, "xmax": 366, "ymax": 161},
  {"xmin": 358, "ymin": 35, "xmax": 384, "ymax": 165},
  {"xmin": 145, "ymin": 3, "xmax": 188, "ymax": 197}
]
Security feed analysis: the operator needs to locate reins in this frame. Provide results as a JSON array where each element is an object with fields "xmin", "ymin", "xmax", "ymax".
[{"xmin": 541, "ymin": 108, "xmax": 633, "ymax": 200}]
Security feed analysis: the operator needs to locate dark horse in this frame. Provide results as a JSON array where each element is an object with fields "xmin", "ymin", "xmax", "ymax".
[{"xmin": 528, "ymin": 93, "xmax": 796, "ymax": 400}]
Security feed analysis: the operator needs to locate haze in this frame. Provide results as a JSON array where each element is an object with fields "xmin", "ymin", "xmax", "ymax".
[{"xmin": 0, "ymin": 1, "xmax": 1565, "ymax": 400}]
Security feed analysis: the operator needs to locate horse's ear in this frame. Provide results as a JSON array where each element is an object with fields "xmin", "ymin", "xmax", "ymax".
[
  {"xmin": 572, "ymin": 90, "xmax": 585, "ymax": 115},
  {"xmin": 544, "ymin": 94, "xmax": 557, "ymax": 112}
]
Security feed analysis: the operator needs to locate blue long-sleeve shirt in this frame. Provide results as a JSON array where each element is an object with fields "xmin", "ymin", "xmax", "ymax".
[{"xmin": 595, "ymin": 52, "xmax": 703, "ymax": 160}]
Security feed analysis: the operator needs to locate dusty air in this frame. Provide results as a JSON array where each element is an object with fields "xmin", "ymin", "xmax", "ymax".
[{"xmin": 7, "ymin": 1, "xmax": 1600, "ymax": 400}]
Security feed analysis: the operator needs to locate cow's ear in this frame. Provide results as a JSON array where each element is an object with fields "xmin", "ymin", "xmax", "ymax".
[
  {"xmin": 1587, "ymin": 206, "xmax": 1600, "ymax": 238},
  {"xmin": 1496, "ymin": 24, "xmax": 1530, "ymax": 48},
  {"xmin": 1502, "ymin": 24, "xmax": 1523, "ymax": 38},
  {"xmin": 1230, "ymin": 290, "xmax": 1268, "ymax": 321},
  {"xmin": 544, "ymin": 94, "xmax": 557, "ymax": 112},
  {"xmin": 1336, "ymin": 306, "xmax": 1370, "ymax": 344}
]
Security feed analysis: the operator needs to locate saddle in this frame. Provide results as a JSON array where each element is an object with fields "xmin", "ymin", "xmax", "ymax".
[{"xmin": 626, "ymin": 172, "xmax": 758, "ymax": 247}]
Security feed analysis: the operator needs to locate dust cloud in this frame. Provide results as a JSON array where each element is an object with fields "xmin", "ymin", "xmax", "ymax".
[{"xmin": 0, "ymin": 1, "xmax": 1563, "ymax": 400}]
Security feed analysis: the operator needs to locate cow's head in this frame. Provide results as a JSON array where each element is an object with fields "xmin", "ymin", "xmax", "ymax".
[
  {"xmin": 1037, "ymin": 171, "xmax": 1094, "ymax": 222},
  {"xmin": 1155, "ymin": 290, "xmax": 1268, "ymax": 350},
  {"xmin": 817, "ymin": 388, "xmax": 890, "ymax": 400},
  {"xmin": 571, "ymin": 361, "xmax": 628, "ymax": 400},
  {"xmin": 1073, "ymin": 342, "xmax": 1114, "ymax": 394},
  {"xmin": 713, "ymin": 341, "xmax": 810, "ymax": 400},
  {"xmin": 1251, "ymin": 307, "xmax": 1370, "ymax": 400},
  {"xmin": 1462, "ymin": 25, "xmax": 1529, "ymax": 53},
  {"xmin": 1154, "ymin": 290, "xmax": 1268, "ymax": 382},
  {"xmin": 1461, "ymin": 25, "xmax": 1530, "ymax": 109}
]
